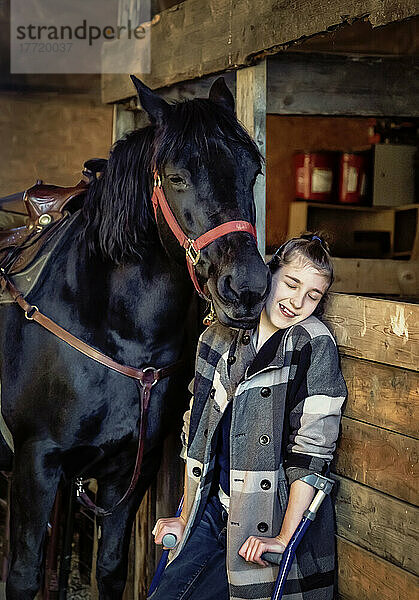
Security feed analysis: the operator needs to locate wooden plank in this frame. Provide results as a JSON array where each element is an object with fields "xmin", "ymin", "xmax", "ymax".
[
  {"xmin": 102, "ymin": 0, "xmax": 418, "ymax": 103},
  {"xmin": 335, "ymin": 475, "xmax": 418, "ymax": 576},
  {"xmin": 334, "ymin": 417, "xmax": 418, "ymax": 505},
  {"xmin": 332, "ymin": 258, "xmax": 419, "ymax": 296},
  {"xmin": 90, "ymin": 518, "xmax": 99, "ymax": 599},
  {"xmin": 341, "ymin": 357, "xmax": 419, "ymax": 438},
  {"xmin": 337, "ymin": 536, "xmax": 419, "ymax": 600},
  {"xmin": 267, "ymin": 54, "xmax": 419, "ymax": 116},
  {"xmin": 324, "ymin": 293, "xmax": 419, "ymax": 371},
  {"xmin": 132, "ymin": 486, "xmax": 155, "ymax": 599},
  {"xmin": 236, "ymin": 61, "xmax": 267, "ymax": 256}
]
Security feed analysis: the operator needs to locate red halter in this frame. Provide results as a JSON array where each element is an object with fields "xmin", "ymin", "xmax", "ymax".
[{"xmin": 151, "ymin": 171, "xmax": 257, "ymax": 298}]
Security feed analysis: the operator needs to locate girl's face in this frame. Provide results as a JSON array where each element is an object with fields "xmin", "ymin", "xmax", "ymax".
[{"xmin": 264, "ymin": 255, "xmax": 330, "ymax": 329}]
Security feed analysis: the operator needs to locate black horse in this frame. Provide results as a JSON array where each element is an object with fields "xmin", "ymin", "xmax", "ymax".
[{"xmin": 0, "ymin": 76, "xmax": 270, "ymax": 599}]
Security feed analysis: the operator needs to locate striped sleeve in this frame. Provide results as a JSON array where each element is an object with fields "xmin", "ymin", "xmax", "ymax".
[
  {"xmin": 180, "ymin": 378, "xmax": 195, "ymax": 461},
  {"xmin": 285, "ymin": 334, "xmax": 347, "ymax": 484}
]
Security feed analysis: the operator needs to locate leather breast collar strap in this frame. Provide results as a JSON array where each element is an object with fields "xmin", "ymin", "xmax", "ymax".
[
  {"xmin": 151, "ymin": 171, "xmax": 257, "ymax": 299},
  {"xmin": 0, "ymin": 270, "xmax": 183, "ymax": 517}
]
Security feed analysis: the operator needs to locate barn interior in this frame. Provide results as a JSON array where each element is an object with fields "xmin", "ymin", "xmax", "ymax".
[{"xmin": 0, "ymin": 1, "xmax": 417, "ymax": 599}]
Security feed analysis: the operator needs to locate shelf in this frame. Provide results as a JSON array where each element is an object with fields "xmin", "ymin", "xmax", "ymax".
[
  {"xmin": 292, "ymin": 201, "xmax": 419, "ymax": 212},
  {"xmin": 287, "ymin": 201, "xmax": 419, "ymax": 260},
  {"xmin": 292, "ymin": 201, "xmax": 393, "ymax": 212}
]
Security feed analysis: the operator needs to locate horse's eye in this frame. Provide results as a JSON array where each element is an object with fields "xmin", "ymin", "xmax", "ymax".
[{"xmin": 168, "ymin": 175, "xmax": 186, "ymax": 185}]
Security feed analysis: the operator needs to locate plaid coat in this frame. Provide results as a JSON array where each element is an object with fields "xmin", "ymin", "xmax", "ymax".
[{"xmin": 170, "ymin": 315, "xmax": 347, "ymax": 600}]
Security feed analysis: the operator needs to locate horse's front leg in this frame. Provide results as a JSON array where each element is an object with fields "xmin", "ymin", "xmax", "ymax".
[
  {"xmin": 7, "ymin": 439, "xmax": 62, "ymax": 600},
  {"xmin": 96, "ymin": 450, "xmax": 161, "ymax": 600}
]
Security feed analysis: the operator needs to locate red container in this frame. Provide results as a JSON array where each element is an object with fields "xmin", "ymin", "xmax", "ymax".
[
  {"xmin": 294, "ymin": 152, "xmax": 335, "ymax": 202},
  {"xmin": 338, "ymin": 152, "xmax": 368, "ymax": 204}
]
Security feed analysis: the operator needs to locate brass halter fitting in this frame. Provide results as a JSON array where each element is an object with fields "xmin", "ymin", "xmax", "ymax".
[
  {"xmin": 203, "ymin": 302, "xmax": 216, "ymax": 327},
  {"xmin": 154, "ymin": 173, "xmax": 162, "ymax": 188},
  {"xmin": 185, "ymin": 240, "xmax": 201, "ymax": 266}
]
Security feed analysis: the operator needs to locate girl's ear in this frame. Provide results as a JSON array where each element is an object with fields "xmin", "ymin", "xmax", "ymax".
[{"xmin": 130, "ymin": 75, "xmax": 170, "ymax": 125}]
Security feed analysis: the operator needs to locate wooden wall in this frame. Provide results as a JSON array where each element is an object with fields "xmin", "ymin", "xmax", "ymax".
[
  {"xmin": 324, "ymin": 293, "xmax": 419, "ymax": 599},
  {"xmin": 0, "ymin": 93, "xmax": 112, "ymax": 197},
  {"xmin": 266, "ymin": 115, "xmax": 372, "ymax": 250}
]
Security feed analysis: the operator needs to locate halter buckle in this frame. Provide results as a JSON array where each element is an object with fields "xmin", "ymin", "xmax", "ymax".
[{"xmin": 186, "ymin": 240, "xmax": 200, "ymax": 266}]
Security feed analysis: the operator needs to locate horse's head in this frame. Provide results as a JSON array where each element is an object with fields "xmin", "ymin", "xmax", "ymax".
[{"xmin": 131, "ymin": 76, "xmax": 270, "ymax": 329}]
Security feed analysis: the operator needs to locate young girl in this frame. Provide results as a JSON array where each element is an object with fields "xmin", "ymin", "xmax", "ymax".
[{"xmin": 151, "ymin": 233, "xmax": 347, "ymax": 600}]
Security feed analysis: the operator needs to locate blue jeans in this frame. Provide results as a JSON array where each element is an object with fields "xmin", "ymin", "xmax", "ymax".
[{"xmin": 149, "ymin": 495, "xmax": 229, "ymax": 600}]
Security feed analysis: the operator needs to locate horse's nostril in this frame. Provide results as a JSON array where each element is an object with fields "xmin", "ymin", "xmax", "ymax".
[{"xmin": 217, "ymin": 275, "xmax": 239, "ymax": 303}]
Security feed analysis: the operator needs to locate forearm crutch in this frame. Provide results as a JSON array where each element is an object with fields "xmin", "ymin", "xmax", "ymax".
[
  {"xmin": 262, "ymin": 473, "xmax": 334, "ymax": 600},
  {"xmin": 147, "ymin": 496, "xmax": 184, "ymax": 597}
]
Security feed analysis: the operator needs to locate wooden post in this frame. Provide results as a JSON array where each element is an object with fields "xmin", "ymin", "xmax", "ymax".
[
  {"xmin": 236, "ymin": 60, "xmax": 267, "ymax": 257},
  {"xmin": 112, "ymin": 104, "xmax": 137, "ymax": 143}
]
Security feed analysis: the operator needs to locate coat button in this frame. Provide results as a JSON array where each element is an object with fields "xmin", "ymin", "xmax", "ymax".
[
  {"xmin": 260, "ymin": 479, "xmax": 271, "ymax": 490},
  {"xmin": 227, "ymin": 356, "xmax": 236, "ymax": 365},
  {"xmin": 261, "ymin": 387, "xmax": 271, "ymax": 397},
  {"xmin": 259, "ymin": 434, "xmax": 270, "ymax": 446},
  {"xmin": 257, "ymin": 522, "xmax": 269, "ymax": 533},
  {"xmin": 204, "ymin": 429, "xmax": 208, "ymax": 438},
  {"xmin": 192, "ymin": 467, "xmax": 202, "ymax": 477},
  {"xmin": 210, "ymin": 388, "xmax": 216, "ymax": 399},
  {"xmin": 242, "ymin": 334, "xmax": 251, "ymax": 345}
]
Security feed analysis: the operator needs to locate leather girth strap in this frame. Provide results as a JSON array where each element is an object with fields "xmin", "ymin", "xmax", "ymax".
[{"xmin": 0, "ymin": 272, "xmax": 183, "ymax": 517}]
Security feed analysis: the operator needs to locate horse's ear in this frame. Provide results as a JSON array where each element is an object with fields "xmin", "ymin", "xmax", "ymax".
[
  {"xmin": 130, "ymin": 75, "xmax": 169, "ymax": 124},
  {"xmin": 209, "ymin": 77, "xmax": 235, "ymax": 114}
]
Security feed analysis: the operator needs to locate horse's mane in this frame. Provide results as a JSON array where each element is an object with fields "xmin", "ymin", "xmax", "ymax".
[{"xmin": 81, "ymin": 98, "xmax": 262, "ymax": 264}]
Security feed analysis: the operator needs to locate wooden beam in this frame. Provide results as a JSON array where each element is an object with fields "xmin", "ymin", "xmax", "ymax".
[
  {"xmin": 337, "ymin": 536, "xmax": 418, "ymax": 600},
  {"xmin": 341, "ymin": 357, "xmax": 418, "ymax": 438},
  {"xmin": 324, "ymin": 293, "xmax": 419, "ymax": 371},
  {"xmin": 331, "ymin": 258, "xmax": 419, "ymax": 296},
  {"xmin": 334, "ymin": 417, "xmax": 418, "ymax": 505},
  {"xmin": 236, "ymin": 61, "xmax": 267, "ymax": 256},
  {"xmin": 292, "ymin": 16, "xmax": 419, "ymax": 56},
  {"xmin": 102, "ymin": 0, "xmax": 418, "ymax": 103},
  {"xmin": 266, "ymin": 54, "xmax": 419, "ymax": 116},
  {"xmin": 335, "ymin": 475, "xmax": 418, "ymax": 576}
]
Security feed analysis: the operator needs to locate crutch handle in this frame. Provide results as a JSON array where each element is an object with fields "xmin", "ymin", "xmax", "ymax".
[
  {"xmin": 261, "ymin": 551, "xmax": 283, "ymax": 565},
  {"xmin": 162, "ymin": 533, "xmax": 178, "ymax": 549}
]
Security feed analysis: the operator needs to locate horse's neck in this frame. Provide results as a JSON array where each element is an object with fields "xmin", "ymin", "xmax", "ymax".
[{"xmin": 44, "ymin": 216, "xmax": 192, "ymax": 362}]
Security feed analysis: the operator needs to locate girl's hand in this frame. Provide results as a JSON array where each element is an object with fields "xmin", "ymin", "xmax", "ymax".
[
  {"xmin": 238, "ymin": 535, "xmax": 287, "ymax": 567},
  {"xmin": 152, "ymin": 516, "xmax": 187, "ymax": 548}
]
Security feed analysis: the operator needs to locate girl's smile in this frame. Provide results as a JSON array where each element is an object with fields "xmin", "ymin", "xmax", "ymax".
[{"xmin": 277, "ymin": 302, "xmax": 298, "ymax": 318}]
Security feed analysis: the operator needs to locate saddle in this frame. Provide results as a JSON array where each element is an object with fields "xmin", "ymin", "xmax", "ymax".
[{"xmin": 0, "ymin": 159, "xmax": 106, "ymax": 276}]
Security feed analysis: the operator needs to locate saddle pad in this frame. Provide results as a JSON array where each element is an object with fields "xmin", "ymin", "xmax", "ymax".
[{"xmin": 0, "ymin": 211, "xmax": 78, "ymax": 305}]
